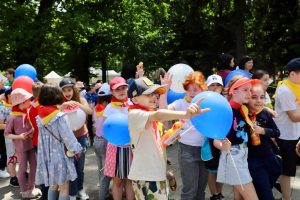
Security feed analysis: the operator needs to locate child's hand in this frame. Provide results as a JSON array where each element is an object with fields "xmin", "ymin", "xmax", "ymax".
[
  {"xmin": 160, "ymin": 73, "xmax": 172, "ymax": 91},
  {"xmin": 135, "ymin": 62, "xmax": 144, "ymax": 78},
  {"xmin": 185, "ymin": 98, "xmax": 210, "ymax": 118},
  {"xmin": 75, "ymin": 152, "xmax": 81, "ymax": 159},
  {"xmin": 0, "ymin": 79, "xmax": 5, "ymax": 89},
  {"xmin": 253, "ymin": 124, "xmax": 265, "ymax": 135},
  {"xmin": 213, "ymin": 138, "xmax": 231, "ymax": 151},
  {"xmin": 265, "ymin": 107, "xmax": 278, "ymax": 118},
  {"xmin": 296, "ymin": 141, "xmax": 300, "ymax": 157},
  {"xmin": 61, "ymin": 101, "xmax": 79, "ymax": 110},
  {"xmin": 19, "ymin": 132, "xmax": 29, "ymax": 140}
]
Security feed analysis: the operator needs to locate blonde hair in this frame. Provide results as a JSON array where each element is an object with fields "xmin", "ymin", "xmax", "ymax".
[{"xmin": 223, "ymin": 75, "xmax": 244, "ymax": 100}]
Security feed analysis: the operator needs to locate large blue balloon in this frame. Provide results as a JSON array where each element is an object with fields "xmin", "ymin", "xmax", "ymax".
[
  {"xmin": 167, "ymin": 89, "xmax": 185, "ymax": 104},
  {"xmin": 103, "ymin": 114, "xmax": 130, "ymax": 146},
  {"xmin": 224, "ymin": 69, "xmax": 251, "ymax": 86},
  {"xmin": 190, "ymin": 91, "xmax": 233, "ymax": 139},
  {"xmin": 15, "ymin": 64, "xmax": 37, "ymax": 81}
]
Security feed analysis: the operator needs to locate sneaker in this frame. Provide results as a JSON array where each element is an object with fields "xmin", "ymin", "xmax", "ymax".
[
  {"xmin": 0, "ymin": 169, "xmax": 10, "ymax": 178},
  {"xmin": 77, "ymin": 189, "xmax": 89, "ymax": 200},
  {"xmin": 218, "ymin": 193, "xmax": 224, "ymax": 199},
  {"xmin": 69, "ymin": 196, "xmax": 77, "ymax": 200},
  {"xmin": 210, "ymin": 194, "xmax": 221, "ymax": 200},
  {"xmin": 22, "ymin": 189, "xmax": 41, "ymax": 199},
  {"xmin": 31, "ymin": 188, "xmax": 42, "ymax": 196},
  {"xmin": 9, "ymin": 177, "xmax": 20, "ymax": 187}
]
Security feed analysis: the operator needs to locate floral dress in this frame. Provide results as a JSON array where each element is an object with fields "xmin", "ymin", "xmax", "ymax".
[{"xmin": 35, "ymin": 112, "xmax": 82, "ymax": 186}]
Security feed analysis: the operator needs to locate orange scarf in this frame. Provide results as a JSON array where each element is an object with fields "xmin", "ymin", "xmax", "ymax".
[
  {"xmin": 94, "ymin": 103, "xmax": 105, "ymax": 118},
  {"xmin": 111, "ymin": 96, "xmax": 129, "ymax": 108},
  {"xmin": 38, "ymin": 105, "xmax": 60, "ymax": 125}
]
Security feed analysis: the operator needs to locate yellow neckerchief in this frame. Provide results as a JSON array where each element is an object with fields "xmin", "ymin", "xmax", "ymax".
[
  {"xmin": 240, "ymin": 105, "xmax": 254, "ymax": 130},
  {"xmin": 157, "ymin": 122, "xmax": 164, "ymax": 137},
  {"xmin": 32, "ymin": 99, "xmax": 40, "ymax": 108},
  {"xmin": 94, "ymin": 103, "xmax": 105, "ymax": 118},
  {"xmin": 10, "ymin": 106, "xmax": 27, "ymax": 117},
  {"xmin": 283, "ymin": 79, "xmax": 300, "ymax": 103},
  {"xmin": 111, "ymin": 96, "xmax": 129, "ymax": 108},
  {"xmin": 38, "ymin": 105, "xmax": 60, "ymax": 125},
  {"xmin": 184, "ymin": 96, "xmax": 191, "ymax": 103},
  {"xmin": 2, "ymin": 100, "xmax": 12, "ymax": 108},
  {"xmin": 274, "ymin": 79, "xmax": 300, "ymax": 103},
  {"xmin": 265, "ymin": 103, "xmax": 273, "ymax": 109}
]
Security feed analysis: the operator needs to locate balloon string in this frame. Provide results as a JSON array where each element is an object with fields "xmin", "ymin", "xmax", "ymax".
[
  {"xmin": 99, "ymin": 166, "xmax": 105, "ymax": 172},
  {"xmin": 228, "ymin": 150, "xmax": 244, "ymax": 191}
]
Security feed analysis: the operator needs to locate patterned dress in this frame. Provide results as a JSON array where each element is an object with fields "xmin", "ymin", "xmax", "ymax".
[{"xmin": 35, "ymin": 112, "xmax": 82, "ymax": 186}]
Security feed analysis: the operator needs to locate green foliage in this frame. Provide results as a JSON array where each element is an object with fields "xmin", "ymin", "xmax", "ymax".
[{"xmin": 0, "ymin": 0, "xmax": 299, "ymax": 81}]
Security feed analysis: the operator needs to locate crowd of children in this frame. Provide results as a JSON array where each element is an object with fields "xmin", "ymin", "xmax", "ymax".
[{"xmin": 0, "ymin": 57, "xmax": 299, "ymax": 200}]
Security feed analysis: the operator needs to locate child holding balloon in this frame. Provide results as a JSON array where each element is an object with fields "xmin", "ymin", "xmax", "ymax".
[
  {"xmin": 217, "ymin": 77, "xmax": 260, "ymax": 200},
  {"xmin": 93, "ymin": 83, "xmax": 112, "ymax": 200},
  {"xmin": 127, "ymin": 77, "xmax": 209, "ymax": 200},
  {"xmin": 103, "ymin": 77, "xmax": 134, "ymax": 200},
  {"xmin": 35, "ymin": 84, "xmax": 83, "ymax": 200},
  {"xmin": 160, "ymin": 71, "xmax": 209, "ymax": 200},
  {"xmin": 246, "ymin": 84, "xmax": 281, "ymax": 200},
  {"xmin": 59, "ymin": 78, "xmax": 92, "ymax": 200},
  {"xmin": 202, "ymin": 74, "xmax": 231, "ymax": 200},
  {"xmin": 4, "ymin": 88, "xmax": 41, "ymax": 199}
]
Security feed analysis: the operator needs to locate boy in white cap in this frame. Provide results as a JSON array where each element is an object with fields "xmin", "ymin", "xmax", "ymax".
[{"xmin": 206, "ymin": 74, "xmax": 224, "ymax": 93}]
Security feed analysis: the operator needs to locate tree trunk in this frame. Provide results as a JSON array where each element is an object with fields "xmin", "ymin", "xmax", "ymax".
[
  {"xmin": 234, "ymin": 0, "xmax": 246, "ymax": 60},
  {"xmin": 101, "ymin": 56, "xmax": 107, "ymax": 83},
  {"xmin": 73, "ymin": 43, "xmax": 90, "ymax": 84}
]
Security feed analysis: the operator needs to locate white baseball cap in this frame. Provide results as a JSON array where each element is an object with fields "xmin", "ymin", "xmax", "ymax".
[
  {"xmin": 206, "ymin": 74, "xmax": 223, "ymax": 86},
  {"xmin": 98, "ymin": 83, "xmax": 111, "ymax": 96}
]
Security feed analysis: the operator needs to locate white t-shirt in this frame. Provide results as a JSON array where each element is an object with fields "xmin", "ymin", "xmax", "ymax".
[
  {"xmin": 128, "ymin": 109, "xmax": 166, "ymax": 181},
  {"xmin": 170, "ymin": 99, "xmax": 205, "ymax": 146},
  {"xmin": 103, "ymin": 101, "xmax": 131, "ymax": 145},
  {"xmin": 93, "ymin": 109, "xmax": 105, "ymax": 137},
  {"xmin": 103, "ymin": 102, "xmax": 129, "ymax": 117},
  {"xmin": 265, "ymin": 92, "xmax": 272, "ymax": 105},
  {"xmin": 274, "ymin": 84, "xmax": 300, "ymax": 140}
]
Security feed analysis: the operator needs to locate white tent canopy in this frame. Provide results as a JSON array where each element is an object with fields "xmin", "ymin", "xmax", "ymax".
[
  {"xmin": 44, "ymin": 71, "xmax": 62, "ymax": 79},
  {"xmin": 90, "ymin": 67, "xmax": 120, "ymax": 82},
  {"xmin": 44, "ymin": 71, "xmax": 63, "ymax": 86}
]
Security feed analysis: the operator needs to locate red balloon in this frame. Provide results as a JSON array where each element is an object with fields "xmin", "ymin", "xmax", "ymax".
[{"xmin": 12, "ymin": 76, "xmax": 34, "ymax": 93}]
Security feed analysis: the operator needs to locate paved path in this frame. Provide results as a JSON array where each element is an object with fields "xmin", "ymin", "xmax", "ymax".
[{"xmin": 1, "ymin": 143, "xmax": 300, "ymax": 199}]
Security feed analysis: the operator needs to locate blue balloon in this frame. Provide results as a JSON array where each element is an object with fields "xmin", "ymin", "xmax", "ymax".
[
  {"xmin": 103, "ymin": 114, "xmax": 130, "ymax": 146},
  {"xmin": 15, "ymin": 64, "xmax": 37, "ymax": 81},
  {"xmin": 224, "ymin": 69, "xmax": 251, "ymax": 86},
  {"xmin": 167, "ymin": 89, "xmax": 185, "ymax": 104},
  {"xmin": 190, "ymin": 91, "xmax": 233, "ymax": 139}
]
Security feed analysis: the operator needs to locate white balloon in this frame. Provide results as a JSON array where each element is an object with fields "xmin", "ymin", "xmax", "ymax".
[
  {"xmin": 167, "ymin": 63, "xmax": 194, "ymax": 93},
  {"xmin": 65, "ymin": 108, "xmax": 86, "ymax": 131}
]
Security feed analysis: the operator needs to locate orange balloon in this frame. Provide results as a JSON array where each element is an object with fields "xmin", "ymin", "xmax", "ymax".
[{"xmin": 12, "ymin": 76, "xmax": 34, "ymax": 94}]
